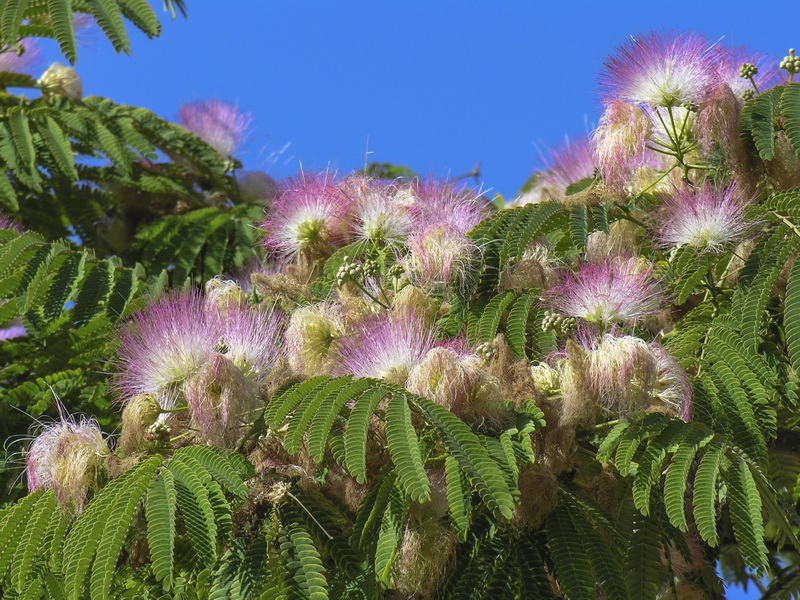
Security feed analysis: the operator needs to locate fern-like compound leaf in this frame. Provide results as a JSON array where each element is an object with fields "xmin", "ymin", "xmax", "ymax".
[
  {"xmin": 146, "ymin": 469, "xmax": 177, "ymax": 589},
  {"xmin": 386, "ymin": 392, "xmax": 431, "ymax": 503}
]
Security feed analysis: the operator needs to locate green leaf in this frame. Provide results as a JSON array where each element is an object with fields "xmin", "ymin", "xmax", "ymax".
[
  {"xmin": 726, "ymin": 455, "xmax": 769, "ymax": 571},
  {"xmin": 750, "ymin": 90, "xmax": 777, "ymax": 159},
  {"xmin": 781, "ymin": 83, "xmax": 800, "ymax": 155},
  {"xmin": 146, "ymin": 469, "xmax": 177, "ymax": 589},
  {"xmin": 506, "ymin": 292, "xmax": 535, "ymax": 358},
  {"xmin": 281, "ymin": 522, "xmax": 329, "ymax": 600},
  {"xmin": 345, "ymin": 386, "xmax": 389, "ymax": 484},
  {"xmin": 545, "ymin": 503, "xmax": 595, "ymax": 600},
  {"xmin": 385, "ymin": 393, "xmax": 430, "ymax": 503},
  {"xmin": 664, "ymin": 427, "xmax": 714, "ymax": 532},
  {"xmin": 786, "ymin": 251, "xmax": 800, "ymax": 378},
  {"xmin": 46, "ymin": 0, "xmax": 76, "ymax": 63},
  {"xmin": 693, "ymin": 443, "xmax": 724, "ymax": 547},
  {"xmin": 410, "ymin": 395, "xmax": 515, "ymax": 520}
]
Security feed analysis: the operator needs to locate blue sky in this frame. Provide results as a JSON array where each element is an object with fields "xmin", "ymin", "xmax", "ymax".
[
  {"xmin": 34, "ymin": 2, "xmax": 794, "ymax": 597},
  {"xmin": 37, "ymin": 0, "xmax": 799, "ymax": 202}
]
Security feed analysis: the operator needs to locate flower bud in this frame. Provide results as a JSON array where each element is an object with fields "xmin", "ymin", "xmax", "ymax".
[
  {"xmin": 38, "ymin": 63, "xmax": 83, "ymax": 99},
  {"xmin": 119, "ymin": 394, "xmax": 161, "ymax": 454}
]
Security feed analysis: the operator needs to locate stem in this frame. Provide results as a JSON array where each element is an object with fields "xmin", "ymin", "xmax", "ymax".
[
  {"xmin": 352, "ymin": 279, "xmax": 390, "ymax": 309},
  {"xmin": 159, "ymin": 406, "xmax": 188, "ymax": 414},
  {"xmin": 772, "ymin": 210, "xmax": 800, "ymax": 240},
  {"xmin": 634, "ymin": 164, "xmax": 678, "ymax": 197},
  {"xmin": 748, "ymin": 76, "xmax": 760, "ymax": 95}
]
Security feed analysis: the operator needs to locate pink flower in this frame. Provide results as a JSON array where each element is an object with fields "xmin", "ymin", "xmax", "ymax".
[
  {"xmin": 405, "ymin": 178, "xmax": 490, "ymax": 235},
  {"xmin": 178, "ymin": 99, "xmax": 253, "ymax": 157},
  {"xmin": 115, "ymin": 291, "xmax": 223, "ymax": 407},
  {"xmin": 341, "ymin": 176, "xmax": 414, "ymax": 247},
  {"xmin": 546, "ymin": 259, "xmax": 665, "ymax": 326},
  {"xmin": 654, "ymin": 182, "xmax": 754, "ymax": 253},
  {"xmin": 600, "ymin": 31, "xmax": 718, "ymax": 107},
  {"xmin": 516, "ymin": 137, "xmax": 596, "ymax": 205},
  {"xmin": 260, "ymin": 171, "xmax": 352, "ymax": 259},
  {"xmin": 0, "ymin": 323, "xmax": 26, "ymax": 340},
  {"xmin": 331, "ymin": 311, "xmax": 436, "ymax": 384},
  {"xmin": 219, "ymin": 303, "xmax": 284, "ymax": 380},
  {"xmin": 714, "ymin": 45, "xmax": 782, "ymax": 97},
  {"xmin": 0, "ymin": 39, "xmax": 41, "ymax": 75}
]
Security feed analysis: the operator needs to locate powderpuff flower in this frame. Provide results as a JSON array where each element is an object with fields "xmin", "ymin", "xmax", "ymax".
[
  {"xmin": 406, "ymin": 178, "xmax": 490, "ymax": 235},
  {"xmin": 591, "ymin": 102, "xmax": 653, "ymax": 192},
  {"xmin": 714, "ymin": 45, "xmax": 782, "ymax": 97},
  {"xmin": 546, "ymin": 259, "xmax": 665, "ymax": 326},
  {"xmin": 26, "ymin": 416, "xmax": 109, "ymax": 513},
  {"xmin": 0, "ymin": 39, "xmax": 41, "ymax": 74},
  {"xmin": 515, "ymin": 137, "xmax": 596, "ymax": 205},
  {"xmin": 342, "ymin": 177, "xmax": 414, "ymax": 247},
  {"xmin": 405, "ymin": 223, "xmax": 480, "ymax": 293},
  {"xmin": 218, "ymin": 303, "xmax": 284, "ymax": 380},
  {"xmin": 331, "ymin": 311, "xmax": 436, "ymax": 384},
  {"xmin": 114, "ymin": 291, "xmax": 222, "ymax": 407},
  {"xmin": 651, "ymin": 343, "xmax": 693, "ymax": 420},
  {"xmin": 261, "ymin": 172, "xmax": 352, "ymax": 259},
  {"xmin": 178, "ymin": 99, "xmax": 253, "ymax": 157},
  {"xmin": 600, "ymin": 31, "xmax": 718, "ymax": 107},
  {"xmin": 0, "ymin": 318, "xmax": 26, "ymax": 340},
  {"xmin": 0, "ymin": 211, "xmax": 23, "ymax": 232},
  {"xmin": 654, "ymin": 183, "xmax": 754, "ymax": 253},
  {"xmin": 185, "ymin": 354, "xmax": 260, "ymax": 448}
]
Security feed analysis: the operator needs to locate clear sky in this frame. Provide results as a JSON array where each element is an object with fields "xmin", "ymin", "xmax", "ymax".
[
  {"xmin": 35, "ymin": 0, "xmax": 800, "ymax": 203},
  {"xmin": 33, "ymin": 2, "xmax": 794, "ymax": 597}
]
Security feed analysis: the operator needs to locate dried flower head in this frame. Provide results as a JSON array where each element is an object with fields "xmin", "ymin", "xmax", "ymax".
[
  {"xmin": 591, "ymin": 101, "xmax": 653, "ymax": 192},
  {"xmin": 205, "ymin": 277, "xmax": 247, "ymax": 308},
  {"xmin": 600, "ymin": 31, "xmax": 718, "ymax": 107},
  {"xmin": 185, "ymin": 354, "xmax": 260, "ymax": 448},
  {"xmin": 26, "ymin": 416, "xmax": 109, "ymax": 513},
  {"xmin": 407, "ymin": 347, "xmax": 479, "ymax": 415},
  {"xmin": 515, "ymin": 137, "xmax": 596, "ymax": 205},
  {"xmin": 178, "ymin": 99, "xmax": 252, "ymax": 157},
  {"xmin": 655, "ymin": 182, "xmax": 754, "ymax": 252},
  {"xmin": 261, "ymin": 172, "xmax": 352, "ymax": 259},
  {"xmin": 332, "ymin": 311, "xmax": 436, "ymax": 384},
  {"xmin": 285, "ymin": 303, "xmax": 348, "ymax": 376},
  {"xmin": 546, "ymin": 259, "xmax": 665, "ymax": 326},
  {"xmin": 560, "ymin": 334, "xmax": 691, "ymax": 421}
]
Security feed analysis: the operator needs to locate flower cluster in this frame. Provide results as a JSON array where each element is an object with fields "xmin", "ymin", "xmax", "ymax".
[{"xmin": 260, "ymin": 172, "xmax": 489, "ymax": 293}]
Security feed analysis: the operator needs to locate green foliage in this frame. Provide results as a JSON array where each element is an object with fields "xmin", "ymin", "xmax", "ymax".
[
  {"xmin": 1, "ymin": 0, "xmax": 169, "ymax": 65},
  {"xmin": 741, "ymin": 85, "xmax": 800, "ymax": 159},
  {"xmin": 5, "ymin": 10, "xmax": 800, "ymax": 598}
]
